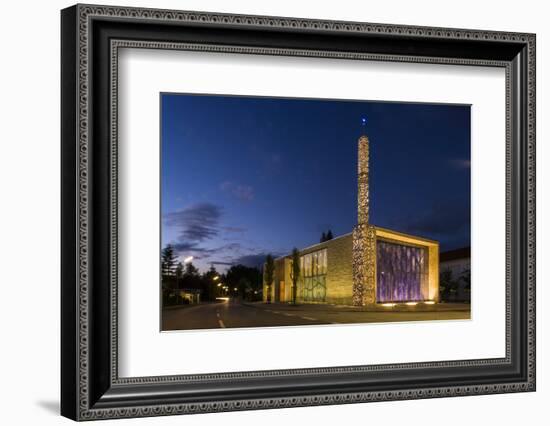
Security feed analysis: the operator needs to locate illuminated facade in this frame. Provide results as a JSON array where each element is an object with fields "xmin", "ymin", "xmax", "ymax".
[{"xmin": 264, "ymin": 126, "xmax": 439, "ymax": 306}]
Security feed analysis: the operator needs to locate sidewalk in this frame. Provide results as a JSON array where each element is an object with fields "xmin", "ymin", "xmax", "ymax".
[{"xmin": 242, "ymin": 301, "xmax": 470, "ymax": 313}]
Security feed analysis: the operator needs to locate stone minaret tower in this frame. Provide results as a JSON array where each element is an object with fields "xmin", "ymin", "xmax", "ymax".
[
  {"xmin": 352, "ymin": 118, "xmax": 377, "ymax": 306},
  {"xmin": 357, "ymin": 132, "xmax": 370, "ymax": 224}
]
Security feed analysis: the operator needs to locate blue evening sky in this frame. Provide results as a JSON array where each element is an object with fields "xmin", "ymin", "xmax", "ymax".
[{"xmin": 161, "ymin": 94, "xmax": 470, "ymax": 273}]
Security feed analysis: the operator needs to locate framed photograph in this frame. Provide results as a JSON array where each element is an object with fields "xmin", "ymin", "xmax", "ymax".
[{"xmin": 61, "ymin": 4, "xmax": 536, "ymax": 420}]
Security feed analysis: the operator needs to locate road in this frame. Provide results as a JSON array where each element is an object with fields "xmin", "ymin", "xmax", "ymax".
[{"xmin": 162, "ymin": 299, "xmax": 471, "ymax": 331}]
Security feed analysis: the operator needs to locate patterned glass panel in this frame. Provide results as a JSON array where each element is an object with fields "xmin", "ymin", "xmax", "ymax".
[
  {"xmin": 376, "ymin": 240, "xmax": 428, "ymax": 302},
  {"xmin": 300, "ymin": 249, "xmax": 327, "ymax": 302}
]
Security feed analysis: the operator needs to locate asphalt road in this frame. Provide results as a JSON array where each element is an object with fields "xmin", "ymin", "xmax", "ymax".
[{"xmin": 162, "ymin": 299, "xmax": 470, "ymax": 331}]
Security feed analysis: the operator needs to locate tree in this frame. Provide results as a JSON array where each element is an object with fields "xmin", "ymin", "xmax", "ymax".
[
  {"xmin": 161, "ymin": 245, "xmax": 177, "ymax": 277},
  {"xmin": 439, "ymin": 268, "xmax": 458, "ymax": 301},
  {"xmin": 202, "ymin": 266, "xmax": 220, "ymax": 301},
  {"xmin": 264, "ymin": 254, "xmax": 275, "ymax": 304},
  {"xmin": 184, "ymin": 262, "xmax": 199, "ymax": 276},
  {"xmin": 238, "ymin": 277, "xmax": 250, "ymax": 299},
  {"xmin": 175, "ymin": 262, "xmax": 184, "ymax": 280},
  {"xmin": 320, "ymin": 230, "xmax": 334, "ymax": 243},
  {"xmin": 460, "ymin": 268, "xmax": 471, "ymax": 302},
  {"xmin": 161, "ymin": 245, "xmax": 178, "ymax": 293},
  {"xmin": 161, "ymin": 245, "xmax": 178, "ymax": 306},
  {"xmin": 289, "ymin": 248, "xmax": 300, "ymax": 304},
  {"xmin": 226, "ymin": 265, "xmax": 262, "ymax": 301}
]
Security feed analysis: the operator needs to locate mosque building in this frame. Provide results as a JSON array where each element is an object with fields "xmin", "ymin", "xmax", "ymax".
[{"xmin": 264, "ymin": 120, "xmax": 439, "ymax": 306}]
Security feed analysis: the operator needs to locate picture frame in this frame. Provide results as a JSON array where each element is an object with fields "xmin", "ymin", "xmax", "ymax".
[{"xmin": 61, "ymin": 3, "xmax": 536, "ymax": 421}]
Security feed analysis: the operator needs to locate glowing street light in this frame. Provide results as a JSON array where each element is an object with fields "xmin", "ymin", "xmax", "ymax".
[
  {"xmin": 183, "ymin": 256, "xmax": 193, "ymax": 264},
  {"xmin": 212, "ymin": 275, "xmax": 220, "ymax": 281}
]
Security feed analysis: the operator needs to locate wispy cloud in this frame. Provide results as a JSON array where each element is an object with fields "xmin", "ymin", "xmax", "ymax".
[
  {"xmin": 449, "ymin": 158, "xmax": 471, "ymax": 170},
  {"xmin": 398, "ymin": 197, "xmax": 470, "ymax": 250},
  {"xmin": 404, "ymin": 199, "xmax": 469, "ymax": 235},
  {"xmin": 209, "ymin": 261, "xmax": 235, "ymax": 266},
  {"xmin": 164, "ymin": 203, "xmax": 222, "ymax": 242},
  {"xmin": 164, "ymin": 202, "xmax": 280, "ymax": 271},
  {"xmin": 232, "ymin": 252, "xmax": 284, "ymax": 269},
  {"xmin": 172, "ymin": 241, "xmax": 214, "ymax": 253},
  {"xmin": 221, "ymin": 226, "xmax": 247, "ymax": 234},
  {"xmin": 220, "ymin": 181, "xmax": 255, "ymax": 202}
]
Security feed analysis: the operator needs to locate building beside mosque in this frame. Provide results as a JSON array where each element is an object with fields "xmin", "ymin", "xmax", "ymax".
[{"xmin": 264, "ymin": 123, "xmax": 440, "ymax": 306}]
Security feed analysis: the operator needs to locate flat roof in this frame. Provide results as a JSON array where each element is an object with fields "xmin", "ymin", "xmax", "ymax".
[
  {"xmin": 274, "ymin": 232, "xmax": 352, "ymax": 261},
  {"xmin": 275, "ymin": 224, "xmax": 438, "ymax": 260}
]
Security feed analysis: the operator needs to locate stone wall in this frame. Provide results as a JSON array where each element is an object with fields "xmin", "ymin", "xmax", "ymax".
[{"xmin": 325, "ymin": 234, "xmax": 354, "ymax": 304}]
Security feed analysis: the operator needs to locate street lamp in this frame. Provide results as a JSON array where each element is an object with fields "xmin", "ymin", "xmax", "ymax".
[{"xmin": 183, "ymin": 256, "xmax": 193, "ymax": 264}]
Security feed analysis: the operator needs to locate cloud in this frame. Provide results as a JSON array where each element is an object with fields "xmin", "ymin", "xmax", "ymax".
[
  {"xmin": 408, "ymin": 203, "xmax": 470, "ymax": 234},
  {"xmin": 164, "ymin": 203, "xmax": 222, "ymax": 242},
  {"xmin": 232, "ymin": 252, "xmax": 283, "ymax": 269},
  {"xmin": 398, "ymin": 198, "xmax": 470, "ymax": 251},
  {"xmin": 171, "ymin": 241, "xmax": 248, "ymax": 265},
  {"xmin": 209, "ymin": 261, "xmax": 235, "ymax": 266},
  {"xmin": 221, "ymin": 226, "xmax": 247, "ymax": 234},
  {"xmin": 172, "ymin": 242, "xmax": 215, "ymax": 253},
  {"xmin": 449, "ymin": 158, "xmax": 471, "ymax": 169},
  {"xmin": 164, "ymin": 203, "xmax": 279, "ymax": 271},
  {"xmin": 220, "ymin": 181, "xmax": 255, "ymax": 201}
]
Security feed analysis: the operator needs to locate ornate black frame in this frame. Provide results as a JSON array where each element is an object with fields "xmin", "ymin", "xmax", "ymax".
[{"xmin": 61, "ymin": 4, "xmax": 536, "ymax": 421}]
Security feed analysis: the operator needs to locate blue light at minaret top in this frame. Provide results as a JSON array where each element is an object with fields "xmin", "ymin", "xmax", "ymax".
[{"xmin": 360, "ymin": 116, "xmax": 367, "ymax": 135}]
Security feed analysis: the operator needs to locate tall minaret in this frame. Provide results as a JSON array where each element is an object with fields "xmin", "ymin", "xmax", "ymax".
[
  {"xmin": 352, "ymin": 117, "xmax": 376, "ymax": 306},
  {"xmin": 357, "ymin": 117, "xmax": 370, "ymax": 225}
]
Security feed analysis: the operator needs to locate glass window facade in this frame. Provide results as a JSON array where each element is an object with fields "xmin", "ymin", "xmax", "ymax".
[
  {"xmin": 376, "ymin": 240, "xmax": 429, "ymax": 302},
  {"xmin": 300, "ymin": 249, "xmax": 327, "ymax": 302}
]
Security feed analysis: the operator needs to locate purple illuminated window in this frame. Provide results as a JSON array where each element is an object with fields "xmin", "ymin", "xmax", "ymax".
[{"xmin": 376, "ymin": 240, "xmax": 428, "ymax": 302}]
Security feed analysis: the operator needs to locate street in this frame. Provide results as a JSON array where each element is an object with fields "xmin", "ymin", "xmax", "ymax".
[{"xmin": 162, "ymin": 298, "xmax": 471, "ymax": 331}]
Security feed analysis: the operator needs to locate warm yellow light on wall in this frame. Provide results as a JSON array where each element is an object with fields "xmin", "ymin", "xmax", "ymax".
[
  {"xmin": 381, "ymin": 303, "xmax": 396, "ymax": 308},
  {"xmin": 424, "ymin": 300, "xmax": 436, "ymax": 305},
  {"xmin": 405, "ymin": 302, "xmax": 418, "ymax": 306}
]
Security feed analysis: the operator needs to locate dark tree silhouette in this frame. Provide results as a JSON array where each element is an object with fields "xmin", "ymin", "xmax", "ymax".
[
  {"xmin": 320, "ymin": 230, "xmax": 334, "ymax": 242},
  {"xmin": 184, "ymin": 262, "xmax": 199, "ymax": 276},
  {"xmin": 460, "ymin": 268, "xmax": 471, "ymax": 302},
  {"xmin": 202, "ymin": 266, "xmax": 220, "ymax": 301},
  {"xmin": 161, "ymin": 245, "xmax": 177, "ymax": 277},
  {"xmin": 439, "ymin": 268, "xmax": 458, "ymax": 301},
  {"xmin": 264, "ymin": 254, "xmax": 275, "ymax": 304},
  {"xmin": 175, "ymin": 262, "xmax": 184, "ymax": 280},
  {"xmin": 161, "ymin": 245, "xmax": 178, "ymax": 306},
  {"xmin": 226, "ymin": 265, "xmax": 262, "ymax": 301}
]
